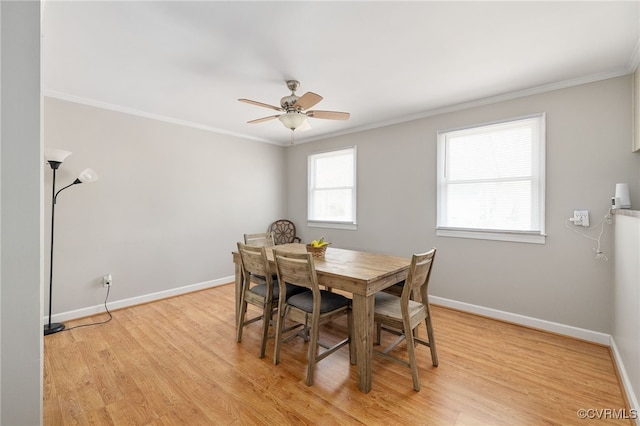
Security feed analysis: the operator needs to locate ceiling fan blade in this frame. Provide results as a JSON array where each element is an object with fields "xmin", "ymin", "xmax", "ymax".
[
  {"xmin": 306, "ymin": 110, "xmax": 350, "ymax": 120},
  {"xmin": 247, "ymin": 115, "xmax": 280, "ymax": 124},
  {"xmin": 238, "ymin": 98, "xmax": 283, "ymax": 112},
  {"xmin": 295, "ymin": 92, "xmax": 323, "ymax": 110}
]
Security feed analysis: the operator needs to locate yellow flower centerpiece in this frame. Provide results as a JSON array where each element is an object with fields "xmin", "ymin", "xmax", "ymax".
[{"xmin": 306, "ymin": 237, "xmax": 330, "ymax": 258}]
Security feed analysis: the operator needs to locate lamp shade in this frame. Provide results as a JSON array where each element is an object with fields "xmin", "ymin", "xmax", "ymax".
[
  {"xmin": 45, "ymin": 149, "xmax": 72, "ymax": 164},
  {"xmin": 77, "ymin": 168, "xmax": 99, "ymax": 183},
  {"xmin": 278, "ymin": 112, "xmax": 308, "ymax": 130}
]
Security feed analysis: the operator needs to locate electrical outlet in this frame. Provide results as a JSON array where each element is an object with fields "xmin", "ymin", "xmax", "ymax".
[
  {"xmin": 103, "ymin": 274, "xmax": 112, "ymax": 287},
  {"xmin": 570, "ymin": 210, "xmax": 589, "ymax": 227}
]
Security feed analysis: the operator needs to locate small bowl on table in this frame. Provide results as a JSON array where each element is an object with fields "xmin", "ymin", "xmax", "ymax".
[{"xmin": 306, "ymin": 243, "xmax": 330, "ymax": 258}]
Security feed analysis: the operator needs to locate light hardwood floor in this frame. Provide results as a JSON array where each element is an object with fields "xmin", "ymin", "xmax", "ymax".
[{"xmin": 44, "ymin": 283, "xmax": 633, "ymax": 425}]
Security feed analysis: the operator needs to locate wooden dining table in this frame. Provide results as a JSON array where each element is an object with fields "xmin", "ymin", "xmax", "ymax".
[{"xmin": 231, "ymin": 243, "xmax": 410, "ymax": 393}]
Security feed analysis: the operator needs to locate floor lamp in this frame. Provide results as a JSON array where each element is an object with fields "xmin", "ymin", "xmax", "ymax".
[{"xmin": 44, "ymin": 149, "xmax": 99, "ymax": 336}]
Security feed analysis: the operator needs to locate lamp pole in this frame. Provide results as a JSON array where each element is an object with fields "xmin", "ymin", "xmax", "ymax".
[
  {"xmin": 44, "ymin": 149, "xmax": 98, "ymax": 336},
  {"xmin": 45, "ymin": 160, "xmax": 65, "ymax": 335}
]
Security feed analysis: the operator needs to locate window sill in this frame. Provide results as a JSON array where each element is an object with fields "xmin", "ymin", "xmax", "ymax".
[
  {"xmin": 436, "ymin": 228, "xmax": 546, "ymax": 244},
  {"xmin": 308, "ymin": 221, "xmax": 357, "ymax": 231}
]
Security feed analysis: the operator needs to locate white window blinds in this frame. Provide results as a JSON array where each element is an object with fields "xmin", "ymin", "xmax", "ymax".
[
  {"xmin": 308, "ymin": 147, "xmax": 357, "ymax": 227},
  {"xmin": 437, "ymin": 114, "xmax": 545, "ymax": 243}
]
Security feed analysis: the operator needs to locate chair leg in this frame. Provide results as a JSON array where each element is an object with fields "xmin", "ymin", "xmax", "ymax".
[
  {"xmin": 273, "ymin": 305, "xmax": 287, "ymax": 365},
  {"xmin": 404, "ymin": 321, "xmax": 420, "ymax": 391},
  {"xmin": 375, "ymin": 322, "xmax": 382, "ymax": 345},
  {"xmin": 306, "ymin": 316, "xmax": 320, "ymax": 386},
  {"xmin": 236, "ymin": 299, "xmax": 247, "ymax": 343},
  {"xmin": 425, "ymin": 309, "xmax": 438, "ymax": 367},
  {"xmin": 258, "ymin": 302, "xmax": 271, "ymax": 358}
]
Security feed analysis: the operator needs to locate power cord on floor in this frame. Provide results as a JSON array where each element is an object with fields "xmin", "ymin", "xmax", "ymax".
[
  {"xmin": 564, "ymin": 208, "xmax": 612, "ymax": 261},
  {"xmin": 62, "ymin": 285, "xmax": 113, "ymax": 332}
]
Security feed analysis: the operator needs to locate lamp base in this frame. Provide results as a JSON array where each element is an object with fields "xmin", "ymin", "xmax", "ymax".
[{"xmin": 44, "ymin": 322, "xmax": 65, "ymax": 335}]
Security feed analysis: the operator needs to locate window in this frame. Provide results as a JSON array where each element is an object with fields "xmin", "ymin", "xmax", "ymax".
[
  {"xmin": 308, "ymin": 147, "xmax": 357, "ymax": 229},
  {"xmin": 436, "ymin": 114, "xmax": 545, "ymax": 244}
]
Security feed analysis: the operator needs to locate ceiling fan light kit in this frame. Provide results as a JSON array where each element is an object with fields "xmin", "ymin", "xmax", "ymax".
[
  {"xmin": 278, "ymin": 111, "xmax": 307, "ymax": 130},
  {"xmin": 239, "ymin": 80, "xmax": 350, "ymax": 139}
]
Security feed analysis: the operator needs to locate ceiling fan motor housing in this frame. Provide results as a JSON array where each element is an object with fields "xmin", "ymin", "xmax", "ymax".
[{"xmin": 281, "ymin": 95, "xmax": 301, "ymax": 111}]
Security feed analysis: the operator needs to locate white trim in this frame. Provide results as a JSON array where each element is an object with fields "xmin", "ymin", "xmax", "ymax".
[
  {"xmin": 430, "ymin": 295, "xmax": 610, "ymax": 345},
  {"xmin": 42, "ymin": 91, "xmax": 277, "ymax": 145},
  {"xmin": 50, "ymin": 279, "xmax": 611, "ymax": 345},
  {"xmin": 308, "ymin": 221, "xmax": 357, "ymax": 230},
  {"xmin": 44, "ymin": 276, "xmax": 233, "ymax": 324},
  {"xmin": 436, "ymin": 112, "xmax": 545, "ymax": 135},
  {"xmin": 45, "ymin": 68, "xmax": 635, "ymax": 148},
  {"xmin": 436, "ymin": 228, "xmax": 546, "ymax": 244},
  {"xmin": 610, "ymin": 337, "xmax": 640, "ymax": 425},
  {"xmin": 296, "ymin": 69, "xmax": 632, "ymax": 145}
]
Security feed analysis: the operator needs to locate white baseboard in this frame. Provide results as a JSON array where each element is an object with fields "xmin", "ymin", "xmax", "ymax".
[
  {"xmin": 610, "ymin": 337, "xmax": 640, "ymax": 425},
  {"xmin": 46, "ymin": 276, "xmax": 234, "ymax": 324},
  {"xmin": 430, "ymin": 295, "xmax": 611, "ymax": 345},
  {"xmin": 432, "ymin": 296, "xmax": 640, "ymax": 420},
  {"xmin": 52, "ymin": 283, "xmax": 610, "ymax": 344}
]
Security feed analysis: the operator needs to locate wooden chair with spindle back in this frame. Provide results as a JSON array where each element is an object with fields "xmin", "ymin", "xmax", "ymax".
[{"xmin": 268, "ymin": 220, "xmax": 301, "ymax": 245}]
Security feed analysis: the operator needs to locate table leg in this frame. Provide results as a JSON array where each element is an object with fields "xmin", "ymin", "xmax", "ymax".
[{"xmin": 352, "ymin": 293, "xmax": 374, "ymax": 393}]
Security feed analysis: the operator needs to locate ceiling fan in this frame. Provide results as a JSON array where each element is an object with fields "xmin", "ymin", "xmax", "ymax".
[{"xmin": 238, "ymin": 80, "xmax": 350, "ymax": 133}]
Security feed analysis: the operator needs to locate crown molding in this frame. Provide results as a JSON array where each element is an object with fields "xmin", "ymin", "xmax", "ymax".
[
  {"xmin": 298, "ymin": 68, "xmax": 634, "ymax": 145},
  {"xmin": 42, "ymin": 90, "xmax": 278, "ymax": 145},
  {"xmin": 44, "ymin": 65, "xmax": 637, "ymax": 148}
]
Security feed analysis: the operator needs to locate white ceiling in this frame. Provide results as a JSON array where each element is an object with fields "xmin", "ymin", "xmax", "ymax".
[{"xmin": 42, "ymin": 1, "xmax": 640, "ymax": 146}]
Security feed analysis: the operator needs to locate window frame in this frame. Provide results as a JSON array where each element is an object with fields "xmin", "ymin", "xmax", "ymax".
[
  {"xmin": 436, "ymin": 113, "xmax": 546, "ymax": 244},
  {"xmin": 307, "ymin": 146, "xmax": 357, "ymax": 230}
]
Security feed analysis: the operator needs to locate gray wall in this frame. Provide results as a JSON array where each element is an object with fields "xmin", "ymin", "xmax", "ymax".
[
  {"xmin": 285, "ymin": 76, "xmax": 639, "ymax": 333},
  {"xmin": 43, "ymin": 97, "xmax": 285, "ymax": 319},
  {"xmin": 1, "ymin": 1, "xmax": 43, "ymax": 424}
]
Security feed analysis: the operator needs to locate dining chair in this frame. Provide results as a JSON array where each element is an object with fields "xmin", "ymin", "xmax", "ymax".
[
  {"xmin": 268, "ymin": 219, "xmax": 301, "ymax": 245},
  {"xmin": 243, "ymin": 231, "xmax": 278, "ymax": 282},
  {"xmin": 244, "ymin": 231, "xmax": 275, "ymax": 247},
  {"xmin": 236, "ymin": 242, "xmax": 306, "ymax": 358},
  {"xmin": 273, "ymin": 249, "xmax": 355, "ymax": 386},
  {"xmin": 374, "ymin": 248, "xmax": 438, "ymax": 391}
]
